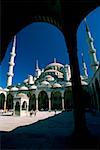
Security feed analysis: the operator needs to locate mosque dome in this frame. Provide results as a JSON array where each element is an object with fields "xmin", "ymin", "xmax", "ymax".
[
  {"xmin": 46, "ymin": 62, "xmax": 64, "ymax": 69},
  {"xmin": 4, "ymin": 88, "xmax": 9, "ymax": 92},
  {"xmin": 10, "ymin": 87, "xmax": 19, "ymax": 91},
  {"xmin": 19, "ymin": 86, "xmax": 28, "ymax": 91},
  {"xmin": 29, "ymin": 85, "xmax": 37, "ymax": 90},
  {"xmin": 53, "ymin": 83, "xmax": 62, "ymax": 88},
  {"xmin": 17, "ymin": 93, "xmax": 28, "ymax": 99}
]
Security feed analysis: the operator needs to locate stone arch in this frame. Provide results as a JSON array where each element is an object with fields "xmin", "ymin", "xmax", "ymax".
[
  {"xmin": 29, "ymin": 94, "xmax": 36, "ymax": 111},
  {"xmin": 0, "ymin": 93, "xmax": 5, "ymax": 109},
  {"xmin": 95, "ymin": 78, "xmax": 100, "ymax": 109},
  {"xmin": 15, "ymin": 101, "xmax": 20, "ymax": 116},
  {"xmin": 51, "ymin": 90, "xmax": 62, "ymax": 110},
  {"xmin": 64, "ymin": 88, "xmax": 73, "ymax": 110},
  {"xmin": 6, "ymin": 93, "xmax": 13, "ymax": 110},
  {"xmin": 38, "ymin": 91, "xmax": 49, "ymax": 111}
]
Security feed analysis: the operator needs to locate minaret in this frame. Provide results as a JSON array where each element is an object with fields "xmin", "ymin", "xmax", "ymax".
[
  {"xmin": 35, "ymin": 60, "xmax": 41, "ymax": 78},
  {"xmin": 84, "ymin": 18, "xmax": 99, "ymax": 73},
  {"xmin": 81, "ymin": 52, "xmax": 88, "ymax": 78},
  {"xmin": 7, "ymin": 35, "xmax": 16, "ymax": 87}
]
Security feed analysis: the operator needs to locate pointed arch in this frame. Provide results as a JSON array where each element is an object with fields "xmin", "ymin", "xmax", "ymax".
[
  {"xmin": 51, "ymin": 90, "xmax": 62, "ymax": 110},
  {"xmin": 7, "ymin": 93, "xmax": 13, "ymax": 110},
  {"xmin": 38, "ymin": 91, "xmax": 49, "ymax": 111},
  {"xmin": 0, "ymin": 93, "xmax": 5, "ymax": 109},
  {"xmin": 29, "ymin": 94, "xmax": 36, "ymax": 111}
]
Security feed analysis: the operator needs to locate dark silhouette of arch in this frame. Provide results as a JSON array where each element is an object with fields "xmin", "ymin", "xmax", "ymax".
[
  {"xmin": 38, "ymin": 91, "xmax": 49, "ymax": 111},
  {"xmin": 92, "ymin": 83, "xmax": 97, "ymax": 109},
  {"xmin": 6, "ymin": 94, "xmax": 13, "ymax": 110},
  {"xmin": 0, "ymin": 93, "xmax": 5, "ymax": 109},
  {"xmin": 29, "ymin": 94, "xmax": 36, "ymax": 111},
  {"xmin": 1, "ymin": 0, "xmax": 99, "ymax": 138},
  {"xmin": 95, "ymin": 78, "xmax": 100, "ymax": 110},
  {"xmin": 51, "ymin": 91, "xmax": 62, "ymax": 110}
]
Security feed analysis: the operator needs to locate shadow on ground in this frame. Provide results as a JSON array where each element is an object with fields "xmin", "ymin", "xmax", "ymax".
[{"xmin": 1, "ymin": 112, "xmax": 100, "ymax": 149}]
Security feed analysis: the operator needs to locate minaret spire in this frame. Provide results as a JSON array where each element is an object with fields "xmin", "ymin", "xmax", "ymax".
[
  {"xmin": 54, "ymin": 58, "xmax": 56, "ymax": 63},
  {"xmin": 36, "ymin": 60, "xmax": 39, "ymax": 69},
  {"xmin": 84, "ymin": 18, "xmax": 99, "ymax": 73},
  {"xmin": 81, "ymin": 52, "xmax": 88, "ymax": 78},
  {"xmin": 7, "ymin": 35, "xmax": 16, "ymax": 87}
]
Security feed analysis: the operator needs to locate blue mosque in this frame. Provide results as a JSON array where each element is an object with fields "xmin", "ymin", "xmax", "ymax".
[{"xmin": 0, "ymin": 19, "xmax": 100, "ymax": 116}]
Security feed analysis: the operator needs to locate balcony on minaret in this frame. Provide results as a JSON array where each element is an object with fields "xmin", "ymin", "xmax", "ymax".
[
  {"xmin": 9, "ymin": 62, "xmax": 15, "ymax": 66},
  {"xmin": 7, "ymin": 72, "xmax": 14, "ymax": 77}
]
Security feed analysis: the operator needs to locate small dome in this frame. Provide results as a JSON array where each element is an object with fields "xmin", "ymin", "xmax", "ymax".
[
  {"xmin": 10, "ymin": 87, "xmax": 18, "ymax": 91},
  {"xmin": 29, "ymin": 85, "xmax": 37, "ymax": 90},
  {"xmin": 17, "ymin": 93, "xmax": 28, "ymax": 99},
  {"xmin": 4, "ymin": 88, "xmax": 9, "ymax": 92},
  {"xmin": 23, "ymin": 79, "xmax": 28, "ymax": 83},
  {"xmin": 41, "ymin": 81, "xmax": 50, "ymax": 85},
  {"xmin": 81, "ymin": 81, "xmax": 88, "ymax": 85},
  {"xmin": 0, "ymin": 87, "xmax": 3, "ymax": 90},
  {"xmin": 19, "ymin": 86, "xmax": 28, "ymax": 90},
  {"xmin": 45, "ymin": 75, "xmax": 54, "ymax": 81},
  {"xmin": 53, "ymin": 83, "xmax": 62, "ymax": 88}
]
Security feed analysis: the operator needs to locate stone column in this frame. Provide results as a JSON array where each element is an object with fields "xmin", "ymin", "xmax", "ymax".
[
  {"xmin": 36, "ymin": 96, "xmax": 38, "ymax": 111},
  {"xmin": 4, "ymin": 95, "xmax": 7, "ymax": 112},
  {"xmin": 62, "ymin": 97, "xmax": 65, "ymax": 111},
  {"xmin": 48, "ymin": 93, "xmax": 51, "ymax": 111},
  {"xmin": 62, "ymin": 23, "xmax": 88, "ymax": 135}
]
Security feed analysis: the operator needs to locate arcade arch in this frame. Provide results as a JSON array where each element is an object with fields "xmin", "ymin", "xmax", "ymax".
[
  {"xmin": 29, "ymin": 94, "xmax": 36, "ymax": 111},
  {"xmin": 0, "ymin": 93, "xmax": 5, "ymax": 109},
  {"xmin": 51, "ymin": 91, "xmax": 62, "ymax": 110},
  {"xmin": 38, "ymin": 91, "xmax": 49, "ymax": 111},
  {"xmin": 6, "ymin": 93, "xmax": 13, "ymax": 110}
]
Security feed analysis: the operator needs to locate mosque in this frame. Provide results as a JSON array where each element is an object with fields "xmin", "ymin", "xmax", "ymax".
[{"xmin": 0, "ymin": 20, "xmax": 100, "ymax": 116}]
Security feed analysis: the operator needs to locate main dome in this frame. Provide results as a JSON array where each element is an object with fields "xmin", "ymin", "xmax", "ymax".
[{"xmin": 46, "ymin": 62, "xmax": 64, "ymax": 69}]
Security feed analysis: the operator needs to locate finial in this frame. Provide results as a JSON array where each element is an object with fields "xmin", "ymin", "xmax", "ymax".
[
  {"xmin": 36, "ymin": 60, "xmax": 39, "ymax": 69},
  {"xmin": 54, "ymin": 58, "xmax": 56, "ymax": 63}
]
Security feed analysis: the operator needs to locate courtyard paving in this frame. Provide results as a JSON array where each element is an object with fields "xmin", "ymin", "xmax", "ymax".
[{"xmin": 0, "ymin": 111, "xmax": 100, "ymax": 149}]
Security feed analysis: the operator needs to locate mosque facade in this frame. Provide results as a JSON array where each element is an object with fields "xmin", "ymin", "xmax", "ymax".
[{"xmin": 0, "ymin": 20, "xmax": 100, "ymax": 116}]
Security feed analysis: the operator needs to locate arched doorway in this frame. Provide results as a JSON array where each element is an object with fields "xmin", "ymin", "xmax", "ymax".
[
  {"xmin": 22, "ymin": 101, "xmax": 27, "ymax": 110},
  {"xmin": 51, "ymin": 91, "xmax": 62, "ymax": 110},
  {"xmin": 15, "ymin": 101, "xmax": 20, "ymax": 116},
  {"xmin": 6, "ymin": 94, "xmax": 13, "ymax": 110},
  {"xmin": 64, "ymin": 88, "xmax": 73, "ymax": 110},
  {"xmin": 38, "ymin": 91, "xmax": 49, "ymax": 111},
  {"xmin": 0, "ymin": 93, "xmax": 5, "ymax": 109},
  {"xmin": 95, "ymin": 78, "xmax": 100, "ymax": 110},
  {"xmin": 29, "ymin": 94, "xmax": 36, "ymax": 111}
]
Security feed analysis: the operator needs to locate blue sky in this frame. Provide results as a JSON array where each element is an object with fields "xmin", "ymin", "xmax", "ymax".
[{"xmin": 0, "ymin": 7, "xmax": 100, "ymax": 88}]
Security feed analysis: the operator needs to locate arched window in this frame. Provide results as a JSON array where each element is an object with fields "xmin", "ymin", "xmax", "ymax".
[{"xmin": 22, "ymin": 101, "xmax": 27, "ymax": 110}]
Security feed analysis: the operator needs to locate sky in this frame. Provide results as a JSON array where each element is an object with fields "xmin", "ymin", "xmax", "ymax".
[{"xmin": 0, "ymin": 7, "xmax": 100, "ymax": 88}]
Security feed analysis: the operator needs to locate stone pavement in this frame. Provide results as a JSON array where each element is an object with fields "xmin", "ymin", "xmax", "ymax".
[{"xmin": 0, "ymin": 111, "xmax": 100, "ymax": 149}]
